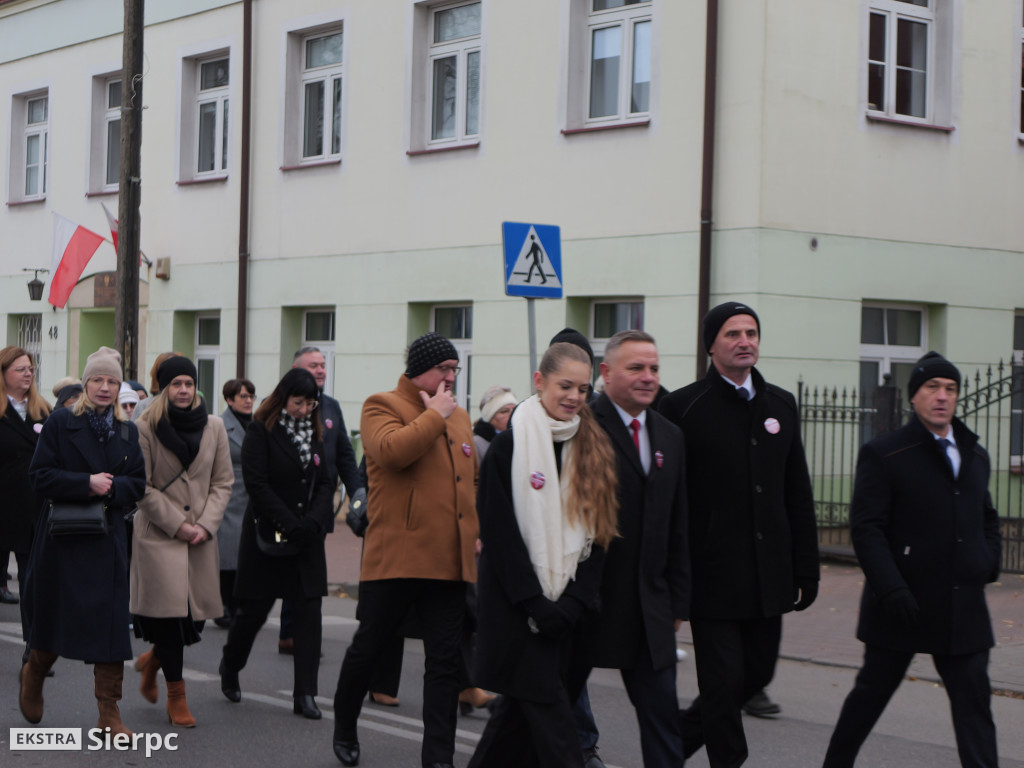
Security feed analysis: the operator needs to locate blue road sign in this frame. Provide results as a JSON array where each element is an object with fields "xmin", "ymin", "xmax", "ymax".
[{"xmin": 502, "ymin": 222, "xmax": 563, "ymax": 298}]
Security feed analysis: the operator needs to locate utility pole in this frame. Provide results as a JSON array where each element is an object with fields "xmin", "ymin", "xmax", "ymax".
[{"xmin": 115, "ymin": 0, "xmax": 144, "ymax": 380}]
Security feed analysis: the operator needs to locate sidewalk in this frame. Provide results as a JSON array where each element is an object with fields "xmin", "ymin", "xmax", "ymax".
[{"xmin": 324, "ymin": 528, "xmax": 1024, "ymax": 696}]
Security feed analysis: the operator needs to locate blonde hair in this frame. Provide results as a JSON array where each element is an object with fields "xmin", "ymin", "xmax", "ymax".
[
  {"xmin": 538, "ymin": 342, "xmax": 619, "ymax": 549},
  {"xmin": 0, "ymin": 346, "xmax": 52, "ymax": 422},
  {"xmin": 140, "ymin": 385, "xmax": 203, "ymax": 428},
  {"xmin": 72, "ymin": 379, "xmax": 127, "ymax": 421}
]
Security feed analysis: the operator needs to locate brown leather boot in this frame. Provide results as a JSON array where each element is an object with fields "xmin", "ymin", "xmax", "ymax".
[
  {"xmin": 135, "ymin": 648, "xmax": 160, "ymax": 703},
  {"xmin": 165, "ymin": 680, "xmax": 196, "ymax": 727},
  {"xmin": 94, "ymin": 662, "xmax": 133, "ymax": 737},
  {"xmin": 19, "ymin": 649, "xmax": 57, "ymax": 724}
]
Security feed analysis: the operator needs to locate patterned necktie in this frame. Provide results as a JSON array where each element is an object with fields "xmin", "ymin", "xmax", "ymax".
[{"xmin": 630, "ymin": 419, "xmax": 641, "ymax": 452}]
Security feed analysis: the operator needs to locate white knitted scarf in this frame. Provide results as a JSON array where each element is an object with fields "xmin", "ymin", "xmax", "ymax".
[{"xmin": 510, "ymin": 394, "xmax": 590, "ymax": 601}]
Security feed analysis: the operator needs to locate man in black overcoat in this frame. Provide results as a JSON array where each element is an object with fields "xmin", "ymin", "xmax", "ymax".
[
  {"xmin": 573, "ymin": 330, "xmax": 690, "ymax": 768},
  {"xmin": 822, "ymin": 352, "xmax": 1001, "ymax": 768},
  {"xmin": 659, "ymin": 302, "xmax": 819, "ymax": 767}
]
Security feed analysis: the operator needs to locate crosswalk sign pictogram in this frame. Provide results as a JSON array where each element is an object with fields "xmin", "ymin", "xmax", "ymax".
[{"xmin": 502, "ymin": 222, "xmax": 563, "ymax": 298}]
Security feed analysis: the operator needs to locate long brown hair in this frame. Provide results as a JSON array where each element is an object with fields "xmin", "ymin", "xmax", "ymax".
[
  {"xmin": 254, "ymin": 368, "xmax": 323, "ymax": 442},
  {"xmin": 538, "ymin": 342, "xmax": 619, "ymax": 549},
  {"xmin": 0, "ymin": 346, "xmax": 52, "ymax": 422}
]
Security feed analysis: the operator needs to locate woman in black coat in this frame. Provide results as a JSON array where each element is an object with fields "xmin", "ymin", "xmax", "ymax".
[
  {"xmin": 22, "ymin": 346, "xmax": 146, "ymax": 735},
  {"xmin": 219, "ymin": 368, "xmax": 334, "ymax": 719}
]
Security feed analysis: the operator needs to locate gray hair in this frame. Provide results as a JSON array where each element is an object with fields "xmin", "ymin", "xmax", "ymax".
[{"xmin": 293, "ymin": 346, "xmax": 322, "ymax": 361}]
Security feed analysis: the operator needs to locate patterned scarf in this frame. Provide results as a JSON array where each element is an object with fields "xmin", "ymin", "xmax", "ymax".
[
  {"xmin": 87, "ymin": 406, "xmax": 116, "ymax": 444},
  {"xmin": 279, "ymin": 411, "xmax": 313, "ymax": 468}
]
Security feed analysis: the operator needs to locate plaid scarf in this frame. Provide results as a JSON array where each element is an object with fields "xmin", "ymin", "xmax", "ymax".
[{"xmin": 279, "ymin": 412, "xmax": 313, "ymax": 468}]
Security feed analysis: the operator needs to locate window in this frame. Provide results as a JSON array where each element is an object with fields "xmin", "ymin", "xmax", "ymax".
[
  {"xmin": 195, "ymin": 314, "xmax": 221, "ymax": 405},
  {"xmin": 432, "ymin": 304, "xmax": 472, "ymax": 411},
  {"xmin": 1019, "ymin": 5, "xmax": 1023, "ymax": 137},
  {"xmin": 300, "ymin": 31, "xmax": 343, "ymax": 161},
  {"xmin": 590, "ymin": 299, "xmax": 644, "ymax": 364},
  {"xmin": 16, "ymin": 314, "xmax": 42, "ymax": 382},
  {"xmin": 104, "ymin": 80, "xmax": 121, "ymax": 187},
  {"xmin": 859, "ymin": 304, "xmax": 926, "ymax": 399},
  {"xmin": 587, "ymin": 1, "xmax": 651, "ymax": 122},
  {"xmin": 1011, "ymin": 314, "xmax": 1023, "ymax": 465},
  {"xmin": 303, "ymin": 309, "xmax": 336, "ymax": 394},
  {"xmin": 410, "ymin": 1, "xmax": 482, "ymax": 152},
  {"xmin": 89, "ymin": 74, "xmax": 121, "ymax": 193},
  {"xmin": 8, "ymin": 90, "xmax": 49, "ymax": 202},
  {"xmin": 178, "ymin": 50, "xmax": 230, "ymax": 181}
]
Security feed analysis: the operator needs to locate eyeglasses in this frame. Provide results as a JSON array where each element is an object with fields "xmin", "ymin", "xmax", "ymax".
[
  {"xmin": 290, "ymin": 398, "xmax": 319, "ymax": 410},
  {"xmin": 9, "ymin": 366, "xmax": 34, "ymax": 375},
  {"xmin": 237, "ymin": 393, "xmax": 255, "ymax": 401},
  {"xmin": 435, "ymin": 365, "xmax": 462, "ymax": 376}
]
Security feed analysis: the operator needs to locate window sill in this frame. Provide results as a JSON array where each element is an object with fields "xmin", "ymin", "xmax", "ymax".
[
  {"xmin": 85, "ymin": 189, "xmax": 119, "ymax": 198},
  {"xmin": 176, "ymin": 175, "xmax": 229, "ymax": 187},
  {"xmin": 865, "ymin": 113, "xmax": 955, "ymax": 133},
  {"xmin": 407, "ymin": 141, "xmax": 480, "ymax": 157},
  {"xmin": 280, "ymin": 158, "xmax": 342, "ymax": 172},
  {"xmin": 561, "ymin": 119, "xmax": 651, "ymax": 136},
  {"xmin": 6, "ymin": 197, "xmax": 46, "ymax": 207}
]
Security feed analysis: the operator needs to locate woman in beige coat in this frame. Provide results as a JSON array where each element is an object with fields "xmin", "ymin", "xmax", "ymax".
[{"xmin": 130, "ymin": 356, "xmax": 232, "ymax": 727}]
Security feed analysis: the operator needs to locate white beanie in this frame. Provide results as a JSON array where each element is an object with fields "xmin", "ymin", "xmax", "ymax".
[{"xmin": 118, "ymin": 382, "xmax": 140, "ymax": 406}]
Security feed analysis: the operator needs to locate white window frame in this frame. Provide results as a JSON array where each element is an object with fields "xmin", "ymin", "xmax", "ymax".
[
  {"xmin": 195, "ymin": 56, "xmax": 229, "ymax": 175},
  {"xmin": 299, "ymin": 29, "xmax": 344, "ymax": 163},
  {"xmin": 88, "ymin": 73, "xmax": 122, "ymax": 194},
  {"xmin": 177, "ymin": 45, "xmax": 231, "ymax": 182},
  {"xmin": 1019, "ymin": 4, "xmax": 1024, "ymax": 139},
  {"xmin": 1011, "ymin": 313, "xmax": 1023, "ymax": 467},
  {"xmin": 302, "ymin": 309, "xmax": 336, "ymax": 395},
  {"xmin": 195, "ymin": 312, "xmax": 221, "ymax": 408},
  {"xmin": 430, "ymin": 304, "xmax": 473, "ymax": 411},
  {"xmin": 8, "ymin": 89, "xmax": 49, "ymax": 202},
  {"xmin": 866, "ymin": 0, "xmax": 937, "ymax": 124},
  {"xmin": 589, "ymin": 298, "xmax": 644, "ymax": 362},
  {"xmin": 859, "ymin": 302, "xmax": 927, "ymax": 389},
  {"xmin": 584, "ymin": 1, "xmax": 653, "ymax": 125},
  {"xmin": 409, "ymin": 0, "xmax": 484, "ymax": 153}
]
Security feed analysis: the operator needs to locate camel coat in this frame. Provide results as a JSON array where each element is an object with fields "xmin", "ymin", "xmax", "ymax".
[{"xmin": 130, "ymin": 414, "xmax": 234, "ymax": 619}]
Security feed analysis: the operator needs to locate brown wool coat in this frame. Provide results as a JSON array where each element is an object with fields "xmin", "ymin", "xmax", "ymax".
[
  {"xmin": 130, "ymin": 415, "xmax": 234, "ymax": 619},
  {"xmin": 359, "ymin": 374, "xmax": 479, "ymax": 583}
]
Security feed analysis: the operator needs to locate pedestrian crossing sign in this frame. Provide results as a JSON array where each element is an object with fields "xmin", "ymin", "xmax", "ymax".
[{"xmin": 502, "ymin": 222, "xmax": 563, "ymax": 298}]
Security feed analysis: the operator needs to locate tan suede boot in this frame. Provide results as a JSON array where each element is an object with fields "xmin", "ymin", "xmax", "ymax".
[
  {"xmin": 165, "ymin": 680, "xmax": 196, "ymax": 727},
  {"xmin": 19, "ymin": 650, "xmax": 58, "ymax": 724},
  {"xmin": 135, "ymin": 648, "xmax": 160, "ymax": 703},
  {"xmin": 94, "ymin": 662, "xmax": 133, "ymax": 737}
]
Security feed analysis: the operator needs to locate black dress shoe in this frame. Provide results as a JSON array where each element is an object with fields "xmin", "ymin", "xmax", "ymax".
[
  {"xmin": 333, "ymin": 738, "xmax": 359, "ymax": 766},
  {"xmin": 424, "ymin": 764, "xmax": 455, "ymax": 768},
  {"xmin": 0, "ymin": 586, "xmax": 19, "ymax": 604},
  {"xmin": 219, "ymin": 659, "xmax": 241, "ymax": 703},
  {"xmin": 294, "ymin": 694, "xmax": 322, "ymax": 719},
  {"xmin": 582, "ymin": 746, "xmax": 607, "ymax": 768}
]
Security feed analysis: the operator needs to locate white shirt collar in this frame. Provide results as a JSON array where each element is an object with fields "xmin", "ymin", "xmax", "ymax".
[
  {"xmin": 611, "ymin": 399, "xmax": 646, "ymax": 430},
  {"xmin": 721, "ymin": 372, "xmax": 755, "ymax": 400}
]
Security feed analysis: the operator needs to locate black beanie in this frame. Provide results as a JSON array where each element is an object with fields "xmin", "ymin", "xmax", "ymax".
[
  {"xmin": 405, "ymin": 332, "xmax": 459, "ymax": 378},
  {"xmin": 703, "ymin": 302, "xmax": 761, "ymax": 353},
  {"xmin": 549, "ymin": 327, "xmax": 594, "ymax": 366},
  {"xmin": 907, "ymin": 351, "xmax": 960, "ymax": 401},
  {"xmin": 157, "ymin": 356, "xmax": 198, "ymax": 391}
]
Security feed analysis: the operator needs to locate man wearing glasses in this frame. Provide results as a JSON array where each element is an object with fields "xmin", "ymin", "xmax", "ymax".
[{"xmin": 331, "ymin": 332, "xmax": 479, "ymax": 768}]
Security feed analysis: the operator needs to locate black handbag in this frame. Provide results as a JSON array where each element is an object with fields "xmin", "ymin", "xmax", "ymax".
[{"xmin": 47, "ymin": 499, "xmax": 108, "ymax": 537}]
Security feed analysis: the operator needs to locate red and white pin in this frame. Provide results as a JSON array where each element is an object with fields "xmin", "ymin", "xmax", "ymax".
[
  {"xmin": 763, "ymin": 417, "xmax": 781, "ymax": 435},
  {"xmin": 33, "ymin": 423, "xmax": 43, "ymax": 434},
  {"xmin": 530, "ymin": 471, "xmax": 546, "ymax": 490},
  {"xmin": 654, "ymin": 450, "xmax": 665, "ymax": 468},
  {"xmin": 462, "ymin": 443, "xmax": 472, "ymax": 457},
  {"xmin": 324, "ymin": 418, "xmax": 334, "ymax": 430},
  {"xmin": 313, "ymin": 453, "xmax": 321, "ymax": 466}
]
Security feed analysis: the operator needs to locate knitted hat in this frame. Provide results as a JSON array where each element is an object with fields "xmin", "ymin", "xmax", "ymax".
[
  {"xmin": 907, "ymin": 351, "xmax": 961, "ymax": 401},
  {"xmin": 126, "ymin": 380, "xmax": 146, "ymax": 394},
  {"xmin": 55, "ymin": 382, "xmax": 83, "ymax": 406},
  {"xmin": 82, "ymin": 346, "xmax": 123, "ymax": 383},
  {"xmin": 480, "ymin": 386, "xmax": 517, "ymax": 423},
  {"xmin": 118, "ymin": 382, "xmax": 140, "ymax": 406},
  {"xmin": 549, "ymin": 327, "xmax": 594, "ymax": 366},
  {"xmin": 405, "ymin": 332, "xmax": 459, "ymax": 378},
  {"xmin": 156, "ymin": 355, "xmax": 198, "ymax": 391},
  {"xmin": 52, "ymin": 376, "xmax": 80, "ymax": 399},
  {"xmin": 703, "ymin": 302, "xmax": 761, "ymax": 354}
]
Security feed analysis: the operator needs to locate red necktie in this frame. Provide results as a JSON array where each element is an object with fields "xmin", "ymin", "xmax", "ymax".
[{"xmin": 630, "ymin": 419, "xmax": 641, "ymax": 452}]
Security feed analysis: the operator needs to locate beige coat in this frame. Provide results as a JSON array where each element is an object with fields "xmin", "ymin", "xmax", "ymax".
[
  {"xmin": 129, "ymin": 415, "xmax": 234, "ymax": 619},
  {"xmin": 360, "ymin": 374, "xmax": 479, "ymax": 583}
]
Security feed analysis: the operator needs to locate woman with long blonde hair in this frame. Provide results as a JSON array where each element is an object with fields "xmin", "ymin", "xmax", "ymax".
[{"xmin": 469, "ymin": 342, "xmax": 618, "ymax": 768}]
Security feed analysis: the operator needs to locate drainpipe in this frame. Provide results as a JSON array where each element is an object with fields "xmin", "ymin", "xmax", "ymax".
[
  {"xmin": 236, "ymin": 0, "xmax": 253, "ymax": 377},
  {"xmin": 696, "ymin": 0, "xmax": 719, "ymax": 380}
]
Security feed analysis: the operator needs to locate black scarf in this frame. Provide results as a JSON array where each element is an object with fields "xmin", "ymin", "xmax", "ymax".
[
  {"xmin": 473, "ymin": 419, "xmax": 496, "ymax": 444},
  {"xmin": 229, "ymin": 408, "xmax": 253, "ymax": 430},
  {"xmin": 156, "ymin": 402, "xmax": 208, "ymax": 470}
]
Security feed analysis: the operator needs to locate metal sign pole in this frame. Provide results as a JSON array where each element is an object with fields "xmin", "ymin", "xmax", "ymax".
[{"xmin": 527, "ymin": 297, "xmax": 537, "ymax": 391}]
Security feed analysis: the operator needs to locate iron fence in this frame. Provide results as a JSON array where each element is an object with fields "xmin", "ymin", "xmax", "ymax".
[{"xmin": 798, "ymin": 358, "xmax": 1024, "ymax": 574}]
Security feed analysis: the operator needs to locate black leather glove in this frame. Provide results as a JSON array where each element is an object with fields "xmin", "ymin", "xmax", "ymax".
[
  {"xmin": 556, "ymin": 594, "xmax": 586, "ymax": 625},
  {"xmin": 880, "ymin": 588, "xmax": 920, "ymax": 629},
  {"xmin": 523, "ymin": 595, "xmax": 571, "ymax": 639},
  {"xmin": 345, "ymin": 488, "xmax": 368, "ymax": 538},
  {"xmin": 793, "ymin": 579, "xmax": 819, "ymax": 611}
]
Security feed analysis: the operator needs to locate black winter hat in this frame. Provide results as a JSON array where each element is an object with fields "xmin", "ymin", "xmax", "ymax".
[
  {"xmin": 549, "ymin": 327, "xmax": 594, "ymax": 366},
  {"xmin": 157, "ymin": 356, "xmax": 198, "ymax": 391},
  {"xmin": 907, "ymin": 351, "xmax": 961, "ymax": 401},
  {"xmin": 405, "ymin": 332, "xmax": 459, "ymax": 378},
  {"xmin": 702, "ymin": 302, "xmax": 761, "ymax": 354}
]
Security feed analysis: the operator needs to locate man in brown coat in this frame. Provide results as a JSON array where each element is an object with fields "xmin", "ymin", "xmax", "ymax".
[{"xmin": 331, "ymin": 331, "xmax": 478, "ymax": 768}]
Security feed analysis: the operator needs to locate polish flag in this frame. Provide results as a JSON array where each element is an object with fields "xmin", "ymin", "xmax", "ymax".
[
  {"xmin": 49, "ymin": 213, "xmax": 104, "ymax": 309},
  {"xmin": 101, "ymin": 201, "xmax": 118, "ymax": 251}
]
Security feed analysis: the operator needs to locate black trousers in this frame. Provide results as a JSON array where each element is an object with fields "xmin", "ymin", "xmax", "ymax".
[
  {"xmin": 680, "ymin": 615, "xmax": 782, "ymax": 768},
  {"xmin": 333, "ymin": 578, "xmax": 465, "ymax": 767},
  {"xmin": 222, "ymin": 595, "xmax": 322, "ymax": 696},
  {"xmin": 823, "ymin": 644, "xmax": 998, "ymax": 768},
  {"xmin": 468, "ymin": 686, "xmax": 583, "ymax": 768}
]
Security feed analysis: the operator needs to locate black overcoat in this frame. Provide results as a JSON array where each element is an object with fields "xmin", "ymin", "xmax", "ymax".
[
  {"xmin": 320, "ymin": 393, "xmax": 361, "ymax": 497},
  {"xmin": 234, "ymin": 419, "xmax": 334, "ymax": 599},
  {"xmin": 26, "ymin": 407, "xmax": 145, "ymax": 661},
  {"xmin": 473, "ymin": 428, "xmax": 606, "ymax": 703},
  {"xmin": 659, "ymin": 366, "xmax": 819, "ymax": 620},
  {"xmin": 581, "ymin": 394, "xmax": 689, "ymax": 671},
  {"xmin": 851, "ymin": 415, "xmax": 1001, "ymax": 656},
  {"xmin": 0, "ymin": 407, "xmax": 46, "ymax": 553}
]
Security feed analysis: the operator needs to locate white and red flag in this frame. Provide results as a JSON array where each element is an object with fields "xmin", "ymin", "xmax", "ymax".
[
  {"xmin": 49, "ymin": 213, "xmax": 104, "ymax": 309},
  {"xmin": 101, "ymin": 201, "xmax": 118, "ymax": 250}
]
